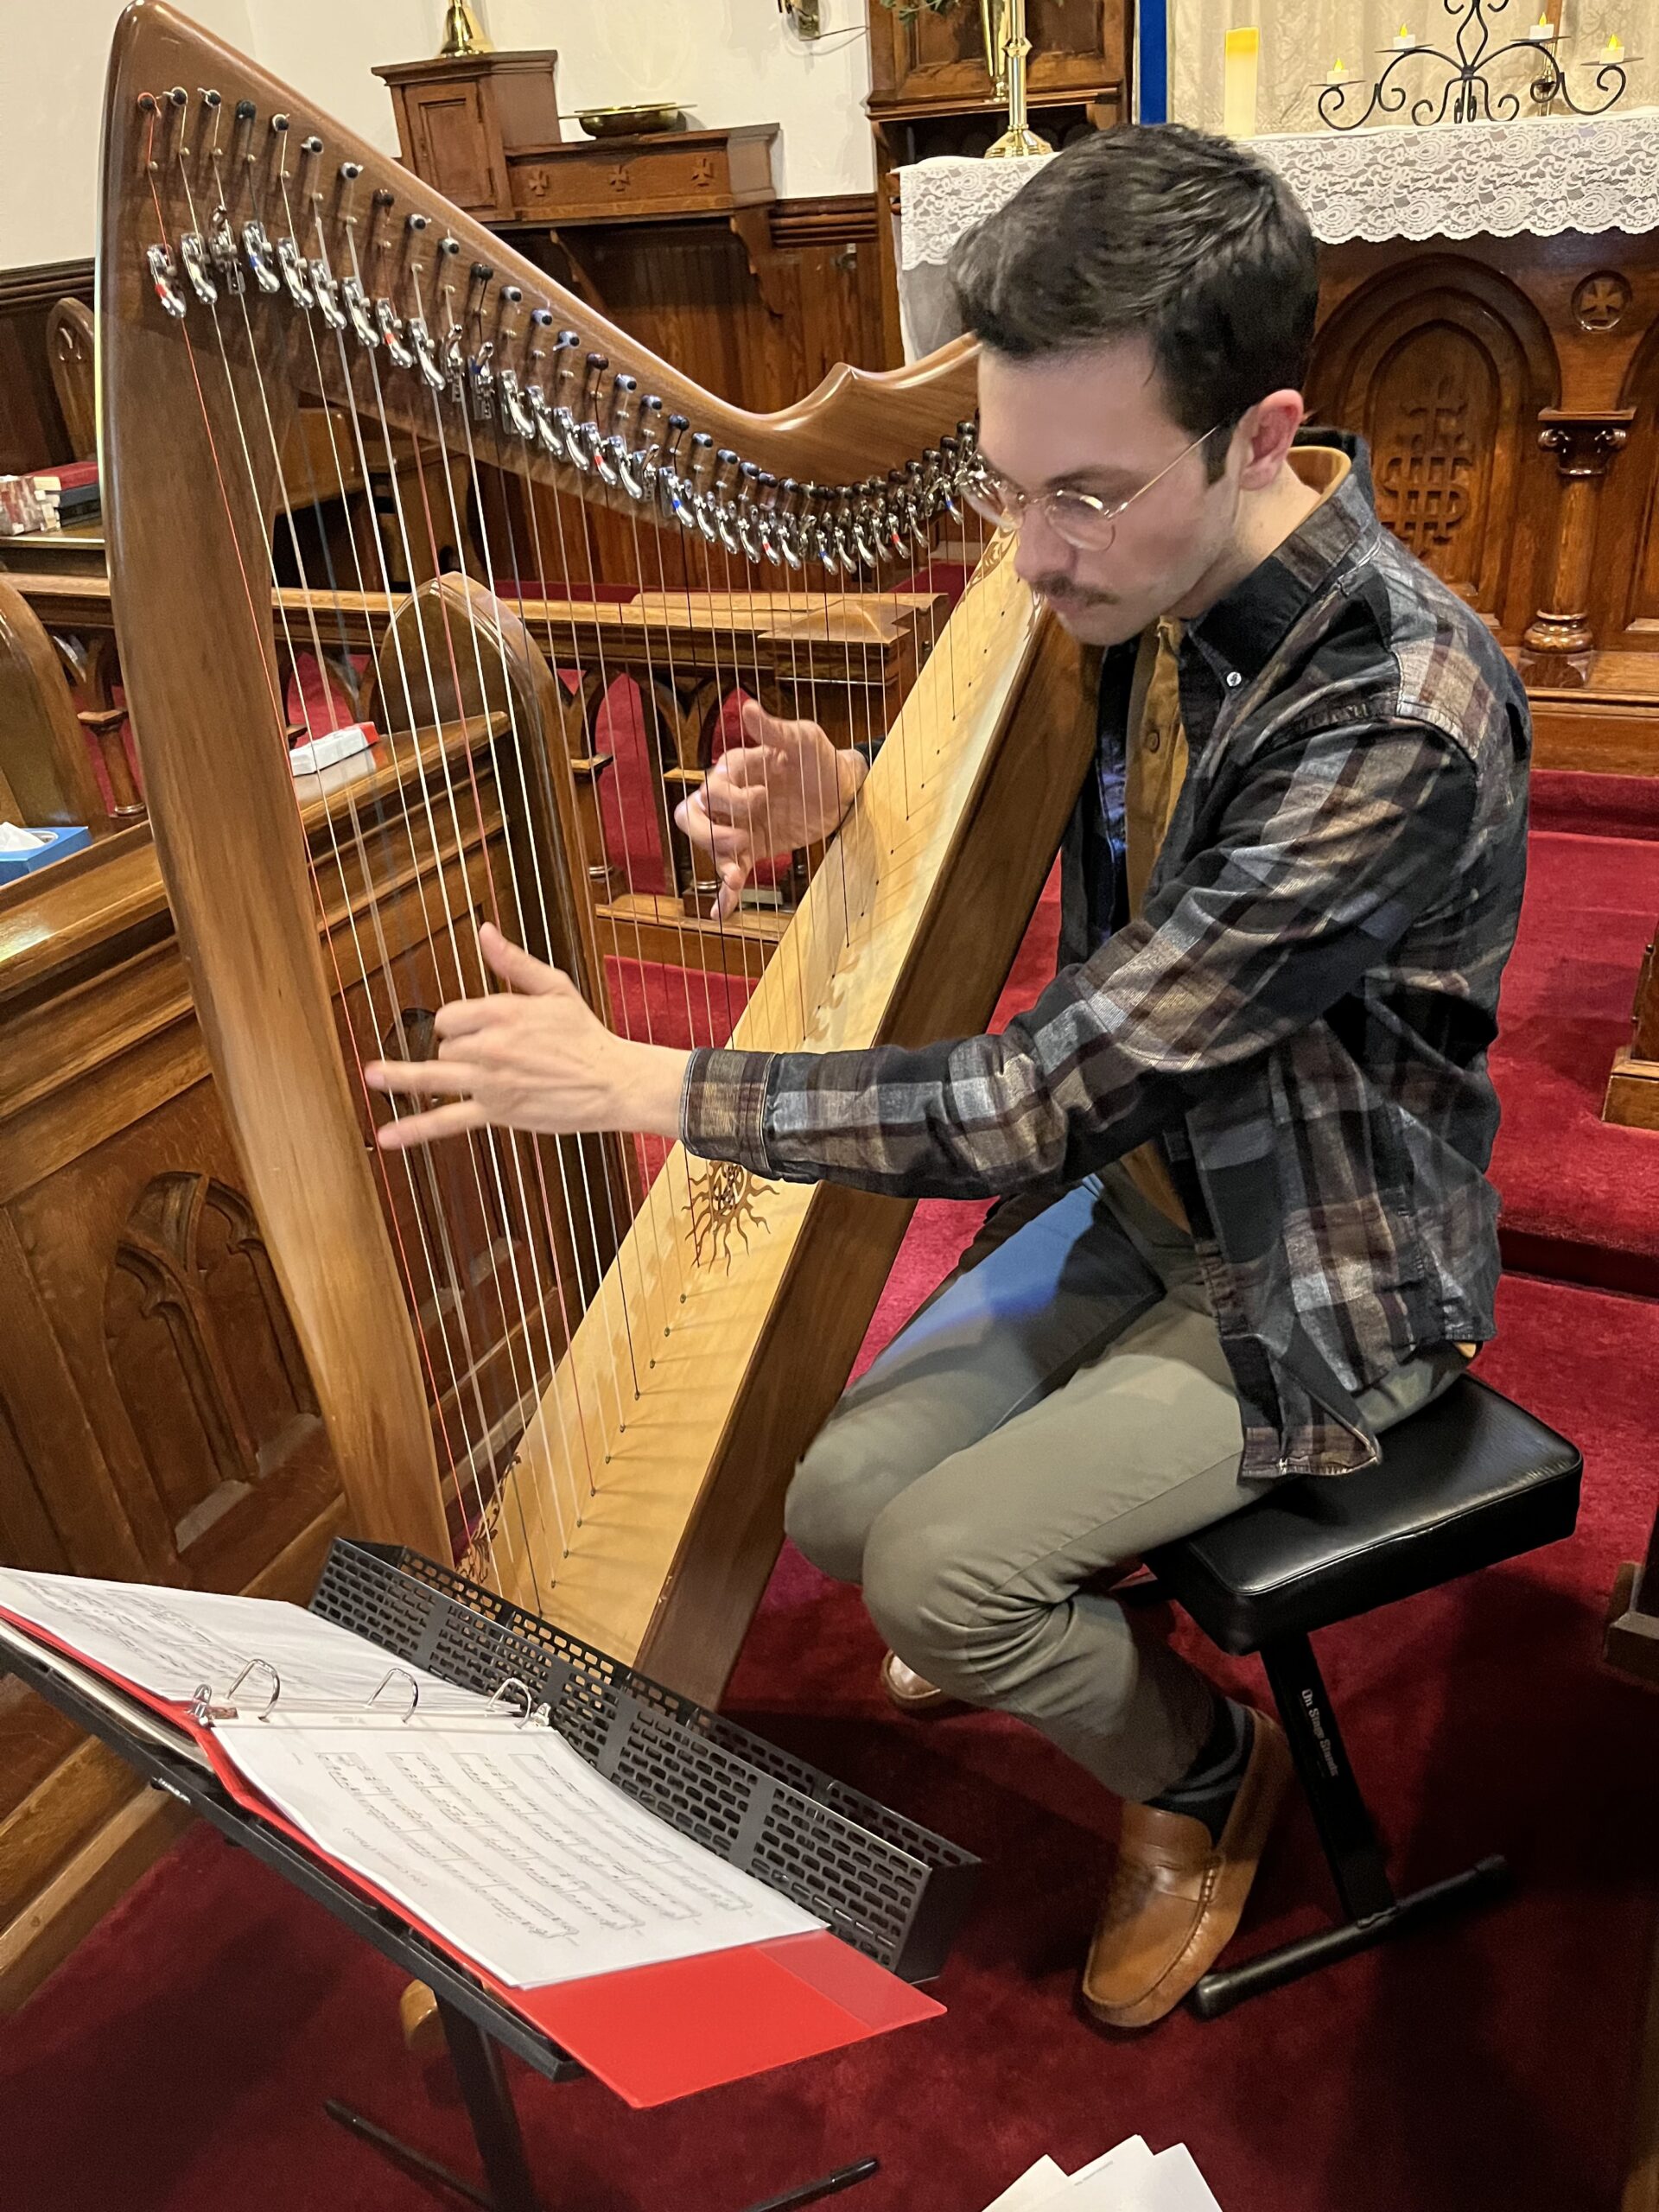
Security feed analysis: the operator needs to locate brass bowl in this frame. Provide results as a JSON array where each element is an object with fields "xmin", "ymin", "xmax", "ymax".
[{"xmin": 575, "ymin": 103, "xmax": 684, "ymax": 139}]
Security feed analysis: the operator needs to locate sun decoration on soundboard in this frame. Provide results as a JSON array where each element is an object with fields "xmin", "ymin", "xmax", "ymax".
[
  {"xmin": 966, "ymin": 523, "xmax": 1015, "ymax": 592},
  {"xmin": 688, "ymin": 1160, "xmax": 768, "ymax": 1272}
]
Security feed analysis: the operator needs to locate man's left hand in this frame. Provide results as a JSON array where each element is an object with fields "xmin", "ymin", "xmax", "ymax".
[{"xmin": 364, "ymin": 923, "xmax": 689, "ymax": 1150}]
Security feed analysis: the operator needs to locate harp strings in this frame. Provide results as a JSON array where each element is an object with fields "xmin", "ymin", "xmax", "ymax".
[
  {"xmin": 145, "ymin": 110, "xmax": 525, "ymax": 1582},
  {"xmin": 147, "ymin": 104, "xmax": 976, "ymax": 1598}
]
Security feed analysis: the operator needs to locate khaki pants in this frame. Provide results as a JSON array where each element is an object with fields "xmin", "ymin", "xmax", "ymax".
[{"xmin": 786, "ymin": 1164, "xmax": 1463, "ymax": 1803}]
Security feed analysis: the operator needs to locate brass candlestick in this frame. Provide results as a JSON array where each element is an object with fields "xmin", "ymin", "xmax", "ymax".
[
  {"xmin": 439, "ymin": 1, "xmax": 492, "ymax": 58},
  {"xmin": 984, "ymin": 0, "xmax": 1052, "ymax": 159}
]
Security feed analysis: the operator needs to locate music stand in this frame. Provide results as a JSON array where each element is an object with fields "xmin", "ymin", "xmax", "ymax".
[{"xmin": 2, "ymin": 1540, "xmax": 979, "ymax": 2212}]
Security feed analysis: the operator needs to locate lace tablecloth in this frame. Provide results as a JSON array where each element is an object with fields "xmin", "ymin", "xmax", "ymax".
[
  {"xmin": 895, "ymin": 111, "xmax": 1659, "ymax": 354},
  {"xmin": 1255, "ymin": 109, "xmax": 1659, "ymax": 244}
]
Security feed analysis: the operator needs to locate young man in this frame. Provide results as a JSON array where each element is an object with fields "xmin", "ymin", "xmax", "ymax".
[{"xmin": 367, "ymin": 126, "xmax": 1530, "ymax": 2028}]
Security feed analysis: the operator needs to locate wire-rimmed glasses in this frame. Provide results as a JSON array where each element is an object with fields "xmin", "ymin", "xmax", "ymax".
[{"xmin": 963, "ymin": 422, "xmax": 1225, "ymax": 552}]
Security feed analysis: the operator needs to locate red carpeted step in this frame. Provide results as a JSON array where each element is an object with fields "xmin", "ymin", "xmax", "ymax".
[
  {"xmin": 1490, "ymin": 828, "xmax": 1659, "ymax": 1296},
  {"xmin": 1529, "ymin": 768, "xmax": 1659, "ymax": 843}
]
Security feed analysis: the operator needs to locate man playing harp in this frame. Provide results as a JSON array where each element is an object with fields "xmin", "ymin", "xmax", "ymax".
[{"xmin": 368, "ymin": 127, "xmax": 1529, "ymax": 2029}]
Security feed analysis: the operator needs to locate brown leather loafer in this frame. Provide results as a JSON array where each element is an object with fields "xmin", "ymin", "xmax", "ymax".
[
  {"xmin": 1082, "ymin": 1708, "xmax": 1293, "ymax": 2029},
  {"xmin": 879, "ymin": 1649, "xmax": 957, "ymax": 1714}
]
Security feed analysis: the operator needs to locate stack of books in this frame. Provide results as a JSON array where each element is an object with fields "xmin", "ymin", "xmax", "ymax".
[
  {"xmin": 985, "ymin": 2138, "xmax": 1225, "ymax": 2210},
  {"xmin": 28, "ymin": 459, "xmax": 100, "ymax": 530}
]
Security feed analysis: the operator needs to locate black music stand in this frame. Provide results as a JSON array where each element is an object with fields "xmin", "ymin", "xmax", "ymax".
[{"xmin": 1, "ymin": 1541, "xmax": 979, "ymax": 2212}]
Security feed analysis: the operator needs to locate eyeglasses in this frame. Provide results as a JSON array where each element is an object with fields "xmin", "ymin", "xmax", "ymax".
[{"xmin": 963, "ymin": 422, "xmax": 1225, "ymax": 553}]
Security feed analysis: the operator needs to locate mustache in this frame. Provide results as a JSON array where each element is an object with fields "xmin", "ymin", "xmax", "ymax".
[{"xmin": 1030, "ymin": 577, "xmax": 1122, "ymax": 608}]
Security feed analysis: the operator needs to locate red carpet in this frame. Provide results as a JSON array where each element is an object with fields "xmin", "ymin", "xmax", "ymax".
[
  {"xmin": 1489, "ymin": 788, "xmax": 1659, "ymax": 1297},
  {"xmin": 2, "ymin": 1271, "xmax": 1654, "ymax": 2212}
]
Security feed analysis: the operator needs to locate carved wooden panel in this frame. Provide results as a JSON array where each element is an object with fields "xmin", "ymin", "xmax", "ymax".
[
  {"xmin": 1308, "ymin": 257, "xmax": 1558, "ymax": 643},
  {"xmin": 867, "ymin": 0, "xmax": 1126, "ymax": 113},
  {"xmin": 0, "ymin": 257, "xmax": 92, "ymax": 475},
  {"xmin": 105, "ymin": 1173, "xmax": 324, "ymax": 1558},
  {"xmin": 1587, "ymin": 315, "xmax": 1659, "ymax": 653}
]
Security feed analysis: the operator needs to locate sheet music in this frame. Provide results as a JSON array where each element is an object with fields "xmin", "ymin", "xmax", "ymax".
[
  {"xmin": 0, "ymin": 1615, "xmax": 211, "ymax": 1771},
  {"xmin": 0, "ymin": 1569, "xmax": 492, "ymax": 1717},
  {"xmin": 215, "ymin": 1712, "xmax": 822, "ymax": 1988},
  {"xmin": 982, "ymin": 2141, "xmax": 1224, "ymax": 2212},
  {"xmin": 982, "ymin": 2158, "xmax": 1071, "ymax": 2210}
]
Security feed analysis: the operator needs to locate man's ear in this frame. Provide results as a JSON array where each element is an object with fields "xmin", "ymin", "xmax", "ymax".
[{"xmin": 1234, "ymin": 389, "xmax": 1306, "ymax": 491}]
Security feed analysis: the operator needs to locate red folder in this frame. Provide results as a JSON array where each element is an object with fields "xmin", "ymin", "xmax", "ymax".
[{"xmin": 0, "ymin": 1607, "xmax": 944, "ymax": 2107}]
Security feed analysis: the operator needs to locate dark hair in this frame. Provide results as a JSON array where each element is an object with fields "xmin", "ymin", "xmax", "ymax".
[{"xmin": 949, "ymin": 124, "xmax": 1319, "ymax": 479}]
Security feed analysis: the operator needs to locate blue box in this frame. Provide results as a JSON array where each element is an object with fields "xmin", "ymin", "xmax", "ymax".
[{"xmin": 0, "ymin": 823, "xmax": 92, "ymax": 884}]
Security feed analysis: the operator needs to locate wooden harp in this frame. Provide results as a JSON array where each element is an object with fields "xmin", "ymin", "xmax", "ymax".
[{"xmin": 102, "ymin": 2, "xmax": 1096, "ymax": 1707}]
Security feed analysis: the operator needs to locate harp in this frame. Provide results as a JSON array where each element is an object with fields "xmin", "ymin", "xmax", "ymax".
[{"xmin": 103, "ymin": 2, "xmax": 1096, "ymax": 1707}]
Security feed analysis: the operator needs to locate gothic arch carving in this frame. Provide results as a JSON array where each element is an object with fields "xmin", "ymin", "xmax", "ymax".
[
  {"xmin": 1588, "ymin": 315, "xmax": 1659, "ymax": 649},
  {"xmin": 105, "ymin": 1171, "xmax": 321, "ymax": 1556},
  {"xmin": 1309, "ymin": 257, "xmax": 1559, "ymax": 640}
]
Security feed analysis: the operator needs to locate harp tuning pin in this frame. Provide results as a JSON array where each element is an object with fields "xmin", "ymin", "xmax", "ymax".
[
  {"xmin": 439, "ymin": 235, "xmax": 461, "ymax": 257},
  {"xmin": 200, "ymin": 88, "xmax": 222, "ymax": 110},
  {"xmin": 340, "ymin": 160, "xmax": 363, "ymax": 181},
  {"xmin": 270, "ymin": 112, "xmax": 290, "ymax": 133},
  {"xmin": 471, "ymin": 260, "xmax": 493, "ymax": 283},
  {"xmin": 137, "ymin": 92, "xmax": 159, "ymax": 114},
  {"xmin": 168, "ymin": 86, "xmax": 188, "ymax": 107},
  {"xmin": 302, "ymin": 133, "xmax": 323, "ymax": 155},
  {"xmin": 235, "ymin": 99, "xmax": 257, "ymax": 123},
  {"xmin": 530, "ymin": 306, "xmax": 553, "ymax": 328},
  {"xmin": 406, "ymin": 211, "xmax": 429, "ymax": 233},
  {"xmin": 499, "ymin": 283, "xmax": 523, "ymax": 303}
]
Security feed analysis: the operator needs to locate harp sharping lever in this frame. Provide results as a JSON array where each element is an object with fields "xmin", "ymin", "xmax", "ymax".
[
  {"xmin": 180, "ymin": 232, "xmax": 218, "ymax": 306},
  {"xmin": 146, "ymin": 242, "xmax": 188, "ymax": 319},
  {"xmin": 340, "ymin": 276, "xmax": 379, "ymax": 350},
  {"xmin": 241, "ymin": 219, "xmax": 282, "ymax": 295},
  {"xmin": 276, "ymin": 236, "xmax": 315, "ymax": 310},
  {"xmin": 406, "ymin": 315, "xmax": 447, "ymax": 391},
  {"xmin": 374, "ymin": 298, "xmax": 416, "ymax": 369}
]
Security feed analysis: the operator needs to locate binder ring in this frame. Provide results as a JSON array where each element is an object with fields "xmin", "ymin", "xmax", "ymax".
[
  {"xmin": 226, "ymin": 1657, "xmax": 282, "ymax": 1718},
  {"xmin": 369, "ymin": 1667, "xmax": 421, "ymax": 1721},
  {"xmin": 487, "ymin": 1675, "xmax": 535, "ymax": 1726}
]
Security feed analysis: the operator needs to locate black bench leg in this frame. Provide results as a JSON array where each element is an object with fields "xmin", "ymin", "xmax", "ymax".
[{"xmin": 1190, "ymin": 1632, "xmax": 1511, "ymax": 2019}]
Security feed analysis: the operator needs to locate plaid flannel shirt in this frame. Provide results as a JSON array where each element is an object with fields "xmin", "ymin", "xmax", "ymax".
[{"xmin": 682, "ymin": 436, "xmax": 1532, "ymax": 1479}]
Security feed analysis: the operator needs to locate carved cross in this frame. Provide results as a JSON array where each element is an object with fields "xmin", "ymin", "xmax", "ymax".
[
  {"xmin": 690, "ymin": 155, "xmax": 717, "ymax": 188},
  {"xmin": 608, "ymin": 162, "xmax": 632, "ymax": 193}
]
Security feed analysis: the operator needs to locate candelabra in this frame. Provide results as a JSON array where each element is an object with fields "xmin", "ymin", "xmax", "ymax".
[{"xmin": 1319, "ymin": 0, "xmax": 1626, "ymax": 130}]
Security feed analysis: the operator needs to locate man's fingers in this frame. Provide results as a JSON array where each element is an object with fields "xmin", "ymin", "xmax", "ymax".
[
  {"xmin": 432, "ymin": 997, "xmax": 499, "ymax": 1040},
  {"xmin": 364, "ymin": 1056, "xmax": 476, "ymax": 1100},
  {"xmin": 479, "ymin": 920, "xmax": 563, "ymax": 996},
  {"xmin": 676, "ymin": 797, "xmax": 754, "ymax": 865},
  {"xmin": 375, "ymin": 1098, "xmax": 489, "ymax": 1151}
]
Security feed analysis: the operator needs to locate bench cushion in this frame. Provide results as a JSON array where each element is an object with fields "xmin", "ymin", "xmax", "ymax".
[{"xmin": 1144, "ymin": 1377, "xmax": 1582, "ymax": 1656}]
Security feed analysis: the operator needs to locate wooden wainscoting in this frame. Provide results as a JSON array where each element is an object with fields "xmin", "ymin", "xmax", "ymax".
[{"xmin": 1308, "ymin": 229, "xmax": 1659, "ymax": 772}]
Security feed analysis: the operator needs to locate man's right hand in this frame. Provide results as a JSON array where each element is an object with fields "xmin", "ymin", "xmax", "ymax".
[{"xmin": 674, "ymin": 697, "xmax": 868, "ymax": 919}]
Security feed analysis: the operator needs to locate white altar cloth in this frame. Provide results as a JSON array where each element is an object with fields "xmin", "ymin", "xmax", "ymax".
[{"xmin": 895, "ymin": 109, "xmax": 1659, "ymax": 356}]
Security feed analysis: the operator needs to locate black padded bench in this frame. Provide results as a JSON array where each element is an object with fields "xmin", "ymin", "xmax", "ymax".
[{"xmin": 1142, "ymin": 1375, "xmax": 1582, "ymax": 2018}]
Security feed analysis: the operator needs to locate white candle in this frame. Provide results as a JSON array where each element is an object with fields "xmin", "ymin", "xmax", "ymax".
[
  {"xmin": 1326, "ymin": 55, "xmax": 1349, "ymax": 84},
  {"xmin": 1391, "ymin": 23, "xmax": 1416, "ymax": 48},
  {"xmin": 1604, "ymin": 33, "xmax": 1625, "ymax": 57},
  {"xmin": 1223, "ymin": 27, "xmax": 1259, "ymax": 138},
  {"xmin": 1527, "ymin": 17, "xmax": 1556, "ymax": 41}
]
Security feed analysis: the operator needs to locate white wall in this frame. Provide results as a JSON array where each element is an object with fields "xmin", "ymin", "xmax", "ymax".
[{"xmin": 2, "ymin": 0, "xmax": 874, "ymax": 270}]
